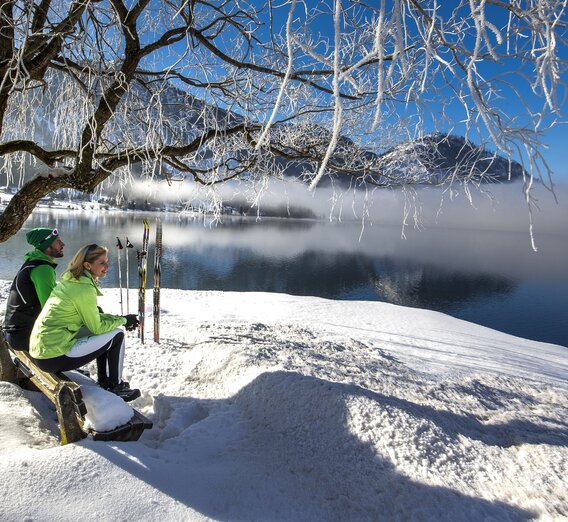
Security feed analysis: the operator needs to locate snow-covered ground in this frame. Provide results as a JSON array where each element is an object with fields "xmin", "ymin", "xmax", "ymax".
[{"xmin": 1, "ymin": 282, "xmax": 567, "ymax": 521}]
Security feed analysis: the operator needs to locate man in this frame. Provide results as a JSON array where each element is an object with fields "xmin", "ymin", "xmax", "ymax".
[{"xmin": 3, "ymin": 227, "xmax": 65, "ymax": 350}]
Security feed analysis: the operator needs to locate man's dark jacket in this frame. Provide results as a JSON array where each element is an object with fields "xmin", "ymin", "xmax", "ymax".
[{"xmin": 4, "ymin": 251, "xmax": 57, "ymax": 350}]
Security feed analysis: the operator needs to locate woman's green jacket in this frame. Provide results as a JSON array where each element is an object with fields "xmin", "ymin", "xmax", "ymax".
[{"xmin": 30, "ymin": 271, "xmax": 126, "ymax": 359}]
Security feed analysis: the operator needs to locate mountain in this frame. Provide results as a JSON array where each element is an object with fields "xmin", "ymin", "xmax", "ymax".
[
  {"xmin": 378, "ymin": 133, "xmax": 525, "ymax": 183},
  {"xmin": 264, "ymin": 124, "xmax": 525, "ymax": 188},
  {"xmin": 0, "ymin": 74, "xmax": 524, "ymax": 190}
]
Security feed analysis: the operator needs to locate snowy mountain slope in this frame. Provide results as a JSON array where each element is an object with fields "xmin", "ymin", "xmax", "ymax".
[{"xmin": 377, "ymin": 132, "xmax": 525, "ymax": 183}]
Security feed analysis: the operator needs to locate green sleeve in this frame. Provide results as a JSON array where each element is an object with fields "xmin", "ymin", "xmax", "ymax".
[
  {"xmin": 30, "ymin": 265, "xmax": 57, "ymax": 307},
  {"xmin": 75, "ymin": 285, "xmax": 126, "ymax": 335}
]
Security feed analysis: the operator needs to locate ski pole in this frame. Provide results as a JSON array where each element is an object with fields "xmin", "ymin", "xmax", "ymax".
[{"xmin": 116, "ymin": 237, "xmax": 124, "ymax": 315}]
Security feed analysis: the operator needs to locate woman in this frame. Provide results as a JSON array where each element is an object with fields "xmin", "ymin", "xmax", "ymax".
[{"xmin": 29, "ymin": 244, "xmax": 141, "ymax": 402}]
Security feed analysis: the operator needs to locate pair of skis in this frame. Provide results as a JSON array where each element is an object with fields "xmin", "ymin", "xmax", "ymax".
[{"xmin": 136, "ymin": 218, "xmax": 162, "ymax": 344}]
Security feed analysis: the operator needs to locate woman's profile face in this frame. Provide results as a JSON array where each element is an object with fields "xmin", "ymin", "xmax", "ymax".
[{"xmin": 84, "ymin": 254, "xmax": 109, "ymax": 279}]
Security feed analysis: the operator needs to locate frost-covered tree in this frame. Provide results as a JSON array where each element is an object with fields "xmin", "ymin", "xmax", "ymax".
[{"xmin": 0, "ymin": 0, "xmax": 566, "ymax": 242}]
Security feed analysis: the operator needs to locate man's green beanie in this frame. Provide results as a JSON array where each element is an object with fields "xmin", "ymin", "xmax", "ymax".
[{"xmin": 26, "ymin": 228, "xmax": 58, "ymax": 251}]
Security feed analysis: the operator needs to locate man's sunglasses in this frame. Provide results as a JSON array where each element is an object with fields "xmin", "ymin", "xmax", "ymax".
[{"xmin": 45, "ymin": 228, "xmax": 59, "ymax": 240}]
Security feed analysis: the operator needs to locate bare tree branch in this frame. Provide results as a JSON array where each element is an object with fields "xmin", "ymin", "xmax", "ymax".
[{"xmin": 0, "ymin": 0, "xmax": 565, "ymax": 243}]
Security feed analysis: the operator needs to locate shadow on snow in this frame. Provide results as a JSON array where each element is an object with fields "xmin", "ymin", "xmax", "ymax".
[{"xmin": 85, "ymin": 370, "xmax": 555, "ymax": 521}]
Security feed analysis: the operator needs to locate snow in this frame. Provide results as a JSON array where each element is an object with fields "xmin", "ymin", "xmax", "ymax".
[
  {"xmin": 1, "ymin": 283, "xmax": 567, "ymax": 521},
  {"xmin": 68, "ymin": 371, "xmax": 135, "ymax": 432}
]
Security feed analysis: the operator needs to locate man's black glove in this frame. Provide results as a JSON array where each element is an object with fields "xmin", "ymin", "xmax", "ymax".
[{"xmin": 123, "ymin": 314, "xmax": 140, "ymax": 331}]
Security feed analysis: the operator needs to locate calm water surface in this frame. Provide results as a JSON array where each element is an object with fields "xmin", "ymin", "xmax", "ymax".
[{"xmin": 1, "ymin": 209, "xmax": 567, "ymax": 347}]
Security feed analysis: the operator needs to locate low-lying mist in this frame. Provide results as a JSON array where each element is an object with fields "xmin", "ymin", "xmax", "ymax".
[{"xmin": 126, "ymin": 177, "xmax": 567, "ymax": 236}]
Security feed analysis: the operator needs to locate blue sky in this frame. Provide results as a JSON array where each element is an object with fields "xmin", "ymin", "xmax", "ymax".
[
  {"xmin": 541, "ymin": 125, "xmax": 568, "ymax": 181},
  {"xmin": 262, "ymin": 1, "xmax": 568, "ymax": 183}
]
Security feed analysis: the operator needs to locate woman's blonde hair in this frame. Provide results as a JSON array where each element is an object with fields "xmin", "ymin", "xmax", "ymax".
[{"xmin": 66, "ymin": 244, "xmax": 108, "ymax": 280}]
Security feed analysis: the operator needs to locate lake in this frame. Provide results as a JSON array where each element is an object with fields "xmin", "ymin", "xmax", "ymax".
[{"xmin": 1, "ymin": 209, "xmax": 567, "ymax": 347}]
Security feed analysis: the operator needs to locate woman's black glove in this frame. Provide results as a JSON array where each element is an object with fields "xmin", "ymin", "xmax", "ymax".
[{"xmin": 123, "ymin": 314, "xmax": 140, "ymax": 331}]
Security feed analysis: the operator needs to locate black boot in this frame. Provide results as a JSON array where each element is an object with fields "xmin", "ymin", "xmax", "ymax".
[{"xmin": 108, "ymin": 381, "xmax": 140, "ymax": 402}]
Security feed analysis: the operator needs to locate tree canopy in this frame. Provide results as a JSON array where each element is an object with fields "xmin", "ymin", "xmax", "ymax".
[{"xmin": 0, "ymin": 0, "xmax": 566, "ymax": 242}]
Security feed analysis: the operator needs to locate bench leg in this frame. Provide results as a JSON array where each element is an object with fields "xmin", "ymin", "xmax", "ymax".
[{"xmin": 55, "ymin": 383, "xmax": 86, "ymax": 445}]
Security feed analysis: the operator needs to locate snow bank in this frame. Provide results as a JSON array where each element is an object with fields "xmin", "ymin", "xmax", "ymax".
[
  {"xmin": 0, "ymin": 285, "xmax": 567, "ymax": 521},
  {"xmin": 0, "ymin": 382, "xmax": 57, "ymax": 450}
]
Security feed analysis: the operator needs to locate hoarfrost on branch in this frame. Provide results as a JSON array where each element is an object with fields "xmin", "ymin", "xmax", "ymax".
[{"xmin": 0, "ymin": 0, "xmax": 565, "ymax": 241}]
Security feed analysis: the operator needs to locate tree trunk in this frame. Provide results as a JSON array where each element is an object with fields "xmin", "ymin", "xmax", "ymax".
[{"xmin": 0, "ymin": 329, "xmax": 17, "ymax": 383}]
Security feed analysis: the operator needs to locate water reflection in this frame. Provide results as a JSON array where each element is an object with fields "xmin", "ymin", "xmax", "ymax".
[
  {"xmin": 369, "ymin": 259, "xmax": 516, "ymax": 311},
  {"xmin": 1, "ymin": 209, "xmax": 567, "ymax": 346}
]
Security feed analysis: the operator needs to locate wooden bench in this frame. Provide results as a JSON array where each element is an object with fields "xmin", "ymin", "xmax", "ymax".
[{"xmin": 9, "ymin": 347, "xmax": 152, "ymax": 445}]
